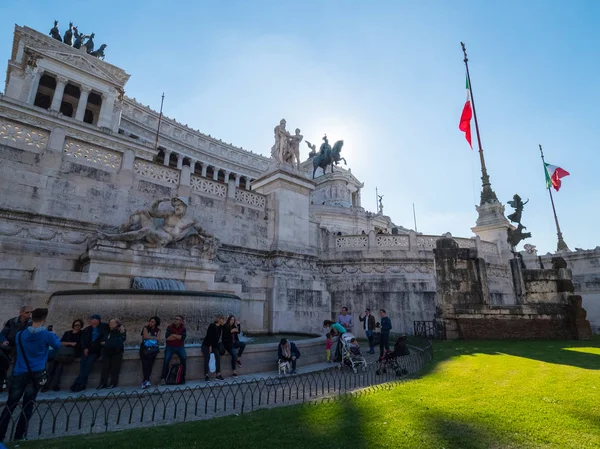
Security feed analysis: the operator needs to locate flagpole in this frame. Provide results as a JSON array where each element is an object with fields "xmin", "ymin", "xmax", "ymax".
[
  {"xmin": 412, "ymin": 202, "xmax": 418, "ymax": 232},
  {"xmin": 539, "ymin": 144, "xmax": 569, "ymax": 252},
  {"xmin": 461, "ymin": 42, "xmax": 498, "ymax": 205},
  {"xmin": 154, "ymin": 93, "xmax": 165, "ymax": 152}
]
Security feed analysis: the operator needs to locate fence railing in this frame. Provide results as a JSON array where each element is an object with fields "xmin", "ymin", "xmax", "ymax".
[
  {"xmin": 414, "ymin": 321, "xmax": 446, "ymax": 340},
  {"xmin": 0, "ymin": 342, "xmax": 432, "ymax": 442}
]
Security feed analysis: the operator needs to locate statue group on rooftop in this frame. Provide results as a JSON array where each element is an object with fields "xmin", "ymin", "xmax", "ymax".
[{"xmin": 49, "ymin": 20, "xmax": 106, "ymax": 59}]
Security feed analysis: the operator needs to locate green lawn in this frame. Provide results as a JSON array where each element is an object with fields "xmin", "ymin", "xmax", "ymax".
[{"xmin": 14, "ymin": 338, "xmax": 600, "ymax": 449}]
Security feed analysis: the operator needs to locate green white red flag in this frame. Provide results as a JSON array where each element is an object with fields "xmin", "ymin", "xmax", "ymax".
[
  {"xmin": 544, "ymin": 163, "xmax": 570, "ymax": 191},
  {"xmin": 458, "ymin": 76, "xmax": 473, "ymax": 148}
]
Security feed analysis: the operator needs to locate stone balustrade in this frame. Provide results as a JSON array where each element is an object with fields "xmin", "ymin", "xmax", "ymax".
[
  {"xmin": 0, "ymin": 116, "xmax": 49, "ymax": 151},
  {"xmin": 331, "ymin": 231, "xmax": 500, "ymax": 259}
]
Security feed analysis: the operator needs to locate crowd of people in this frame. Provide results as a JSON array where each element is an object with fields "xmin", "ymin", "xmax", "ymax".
[
  {"xmin": 323, "ymin": 307, "xmax": 393, "ymax": 361},
  {"xmin": 0, "ymin": 303, "xmax": 395, "ymax": 441}
]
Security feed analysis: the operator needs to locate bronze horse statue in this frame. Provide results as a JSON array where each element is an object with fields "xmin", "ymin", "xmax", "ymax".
[{"xmin": 312, "ymin": 139, "xmax": 345, "ymax": 178}]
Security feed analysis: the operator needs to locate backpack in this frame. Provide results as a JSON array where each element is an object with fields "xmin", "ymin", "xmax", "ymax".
[{"xmin": 166, "ymin": 363, "xmax": 183, "ymax": 385}]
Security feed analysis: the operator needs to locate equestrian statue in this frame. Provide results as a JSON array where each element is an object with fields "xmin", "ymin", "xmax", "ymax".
[{"xmin": 312, "ymin": 134, "xmax": 345, "ymax": 179}]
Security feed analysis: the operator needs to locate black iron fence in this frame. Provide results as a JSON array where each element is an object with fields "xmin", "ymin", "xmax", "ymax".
[
  {"xmin": 0, "ymin": 341, "xmax": 432, "ymax": 443},
  {"xmin": 413, "ymin": 320, "xmax": 446, "ymax": 340}
]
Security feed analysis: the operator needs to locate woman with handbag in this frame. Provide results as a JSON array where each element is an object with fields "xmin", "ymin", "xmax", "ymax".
[
  {"xmin": 139, "ymin": 316, "xmax": 161, "ymax": 389},
  {"xmin": 97, "ymin": 318, "xmax": 126, "ymax": 389},
  {"xmin": 45, "ymin": 319, "xmax": 83, "ymax": 392},
  {"xmin": 222, "ymin": 315, "xmax": 246, "ymax": 377},
  {"xmin": 201, "ymin": 315, "xmax": 225, "ymax": 382}
]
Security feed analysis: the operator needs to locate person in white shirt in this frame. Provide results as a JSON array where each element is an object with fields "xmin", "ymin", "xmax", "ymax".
[{"xmin": 337, "ymin": 307, "xmax": 353, "ymax": 332}]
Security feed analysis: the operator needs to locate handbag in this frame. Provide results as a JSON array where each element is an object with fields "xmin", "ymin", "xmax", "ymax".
[
  {"xmin": 18, "ymin": 331, "xmax": 49, "ymax": 389},
  {"xmin": 56, "ymin": 345, "xmax": 76, "ymax": 363}
]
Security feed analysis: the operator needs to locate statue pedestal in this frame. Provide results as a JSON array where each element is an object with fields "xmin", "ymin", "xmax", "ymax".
[
  {"xmin": 80, "ymin": 239, "xmax": 242, "ymax": 295},
  {"xmin": 252, "ymin": 163, "xmax": 316, "ymax": 254},
  {"xmin": 472, "ymin": 201, "xmax": 514, "ymax": 261}
]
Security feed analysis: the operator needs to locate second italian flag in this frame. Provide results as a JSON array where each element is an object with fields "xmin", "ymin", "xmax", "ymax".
[{"xmin": 459, "ymin": 76, "xmax": 473, "ymax": 149}]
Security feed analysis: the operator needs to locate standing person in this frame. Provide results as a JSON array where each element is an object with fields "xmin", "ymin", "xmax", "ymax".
[
  {"xmin": 323, "ymin": 320, "xmax": 346, "ymax": 362},
  {"xmin": 98, "ymin": 319, "xmax": 126, "ymax": 389},
  {"xmin": 0, "ymin": 306, "xmax": 33, "ymax": 392},
  {"xmin": 46, "ymin": 319, "xmax": 83, "ymax": 391},
  {"xmin": 0, "ymin": 308, "xmax": 60, "ymax": 442},
  {"xmin": 378, "ymin": 309, "xmax": 392, "ymax": 357},
  {"xmin": 71, "ymin": 314, "xmax": 108, "ymax": 392},
  {"xmin": 202, "ymin": 315, "xmax": 225, "ymax": 382},
  {"xmin": 140, "ymin": 316, "xmax": 161, "ymax": 389},
  {"xmin": 337, "ymin": 307, "xmax": 354, "ymax": 332},
  {"xmin": 277, "ymin": 338, "xmax": 301, "ymax": 374},
  {"xmin": 358, "ymin": 308, "xmax": 377, "ymax": 354},
  {"xmin": 222, "ymin": 315, "xmax": 246, "ymax": 377},
  {"xmin": 325, "ymin": 333, "xmax": 333, "ymax": 363},
  {"xmin": 160, "ymin": 315, "xmax": 187, "ymax": 385}
]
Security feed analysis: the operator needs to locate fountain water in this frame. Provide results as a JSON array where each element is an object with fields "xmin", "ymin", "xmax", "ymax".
[{"xmin": 131, "ymin": 277, "xmax": 185, "ymax": 291}]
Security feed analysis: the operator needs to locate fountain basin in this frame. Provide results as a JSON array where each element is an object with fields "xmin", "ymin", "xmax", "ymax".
[
  {"xmin": 47, "ymin": 289, "xmax": 241, "ymax": 346},
  {"xmin": 49, "ymin": 334, "xmax": 326, "ymax": 387}
]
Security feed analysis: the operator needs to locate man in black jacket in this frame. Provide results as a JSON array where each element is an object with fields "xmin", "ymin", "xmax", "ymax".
[
  {"xmin": 0, "ymin": 306, "xmax": 32, "ymax": 391},
  {"xmin": 70, "ymin": 314, "xmax": 108, "ymax": 392},
  {"xmin": 358, "ymin": 308, "xmax": 377, "ymax": 354}
]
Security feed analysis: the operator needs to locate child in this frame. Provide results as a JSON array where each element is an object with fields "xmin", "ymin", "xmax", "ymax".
[
  {"xmin": 349, "ymin": 338, "xmax": 361, "ymax": 358},
  {"xmin": 325, "ymin": 333, "xmax": 333, "ymax": 362}
]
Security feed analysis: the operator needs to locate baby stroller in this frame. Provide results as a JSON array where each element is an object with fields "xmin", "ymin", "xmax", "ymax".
[
  {"xmin": 376, "ymin": 335, "xmax": 410, "ymax": 377},
  {"xmin": 338, "ymin": 333, "xmax": 367, "ymax": 373}
]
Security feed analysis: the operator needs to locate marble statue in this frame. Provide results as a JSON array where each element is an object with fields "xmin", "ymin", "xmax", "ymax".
[
  {"xmin": 97, "ymin": 197, "xmax": 218, "ymax": 253},
  {"xmin": 63, "ymin": 22, "xmax": 74, "ymax": 46},
  {"xmin": 378, "ymin": 194, "xmax": 384, "ymax": 214},
  {"xmin": 271, "ymin": 119, "xmax": 291, "ymax": 163},
  {"xmin": 73, "ymin": 27, "xmax": 86, "ymax": 49},
  {"xmin": 506, "ymin": 193, "xmax": 532, "ymax": 248},
  {"xmin": 90, "ymin": 44, "xmax": 107, "ymax": 59},
  {"xmin": 523, "ymin": 243, "xmax": 537, "ymax": 255},
  {"xmin": 286, "ymin": 128, "xmax": 303, "ymax": 169},
  {"xmin": 84, "ymin": 33, "xmax": 95, "ymax": 54},
  {"xmin": 49, "ymin": 21, "xmax": 62, "ymax": 42},
  {"xmin": 312, "ymin": 134, "xmax": 346, "ymax": 178}
]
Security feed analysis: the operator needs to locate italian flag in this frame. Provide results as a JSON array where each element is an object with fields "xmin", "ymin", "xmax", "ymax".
[
  {"xmin": 458, "ymin": 76, "xmax": 473, "ymax": 148},
  {"xmin": 544, "ymin": 163, "xmax": 570, "ymax": 191}
]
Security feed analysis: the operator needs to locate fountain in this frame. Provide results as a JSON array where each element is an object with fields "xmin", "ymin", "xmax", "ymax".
[{"xmin": 47, "ymin": 289, "xmax": 241, "ymax": 346}]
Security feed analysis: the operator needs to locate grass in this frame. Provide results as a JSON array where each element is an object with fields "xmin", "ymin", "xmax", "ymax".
[{"xmin": 13, "ymin": 337, "xmax": 600, "ymax": 449}]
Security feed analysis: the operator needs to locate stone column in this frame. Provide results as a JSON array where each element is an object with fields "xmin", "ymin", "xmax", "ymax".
[
  {"xmin": 213, "ymin": 168, "xmax": 219, "ymax": 181},
  {"xmin": 227, "ymin": 175, "xmax": 236, "ymax": 199},
  {"xmin": 75, "ymin": 86, "xmax": 92, "ymax": 121},
  {"xmin": 27, "ymin": 67, "xmax": 43, "ymax": 105},
  {"xmin": 234, "ymin": 173, "xmax": 241, "ymax": 187},
  {"xmin": 50, "ymin": 76, "xmax": 68, "ymax": 112},
  {"xmin": 163, "ymin": 150, "xmax": 172, "ymax": 166},
  {"xmin": 97, "ymin": 88, "xmax": 116, "ymax": 128},
  {"xmin": 178, "ymin": 165, "xmax": 191, "ymax": 197},
  {"xmin": 190, "ymin": 159, "xmax": 197, "ymax": 175},
  {"xmin": 356, "ymin": 189, "xmax": 362, "ymax": 208},
  {"xmin": 176, "ymin": 154, "xmax": 184, "ymax": 169},
  {"xmin": 201, "ymin": 164, "xmax": 208, "ymax": 177}
]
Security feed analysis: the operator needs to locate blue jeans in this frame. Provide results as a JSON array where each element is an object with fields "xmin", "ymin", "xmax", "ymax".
[
  {"xmin": 73, "ymin": 353, "xmax": 100, "ymax": 387},
  {"xmin": 161, "ymin": 346, "xmax": 187, "ymax": 379},
  {"xmin": 225, "ymin": 341, "xmax": 247, "ymax": 370},
  {"xmin": 0, "ymin": 373, "xmax": 39, "ymax": 441},
  {"xmin": 366, "ymin": 330, "xmax": 374, "ymax": 352}
]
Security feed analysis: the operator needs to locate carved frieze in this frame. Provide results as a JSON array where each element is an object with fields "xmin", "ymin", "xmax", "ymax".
[
  {"xmin": 134, "ymin": 160, "xmax": 179, "ymax": 185},
  {"xmin": 64, "ymin": 138, "xmax": 122, "ymax": 171},
  {"xmin": 0, "ymin": 221, "xmax": 89, "ymax": 245},
  {"xmin": 0, "ymin": 117, "xmax": 48, "ymax": 150},
  {"xmin": 190, "ymin": 175, "xmax": 226, "ymax": 198},
  {"xmin": 234, "ymin": 189, "xmax": 266, "ymax": 208}
]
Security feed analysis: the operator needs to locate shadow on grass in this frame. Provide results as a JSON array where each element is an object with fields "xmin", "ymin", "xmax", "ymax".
[{"xmin": 431, "ymin": 338, "xmax": 600, "ymax": 371}]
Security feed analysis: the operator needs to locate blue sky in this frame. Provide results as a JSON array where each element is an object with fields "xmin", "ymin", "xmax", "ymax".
[{"xmin": 1, "ymin": 1, "xmax": 599, "ymax": 253}]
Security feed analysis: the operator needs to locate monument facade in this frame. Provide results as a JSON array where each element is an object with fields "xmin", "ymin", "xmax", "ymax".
[{"xmin": 0, "ymin": 24, "xmax": 598, "ymax": 337}]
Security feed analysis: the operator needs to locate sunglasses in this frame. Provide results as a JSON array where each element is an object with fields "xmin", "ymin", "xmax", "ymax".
[{"xmin": 74, "ymin": 324, "xmax": 82, "ymax": 327}]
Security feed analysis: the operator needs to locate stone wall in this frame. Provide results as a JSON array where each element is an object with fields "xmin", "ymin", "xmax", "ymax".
[
  {"xmin": 524, "ymin": 249, "xmax": 600, "ymax": 333},
  {"xmin": 435, "ymin": 237, "xmax": 592, "ymax": 340}
]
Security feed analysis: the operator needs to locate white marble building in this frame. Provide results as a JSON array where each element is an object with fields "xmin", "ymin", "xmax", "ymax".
[{"xmin": 1, "ymin": 25, "xmax": 598, "ymax": 335}]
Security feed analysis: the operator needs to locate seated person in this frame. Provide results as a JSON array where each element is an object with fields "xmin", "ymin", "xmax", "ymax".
[
  {"xmin": 349, "ymin": 338, "xmax": 362, "ymax": 358},
  {"xmin": 277, "ymin": 338, "xmax": 301, "ymax": 374}
]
